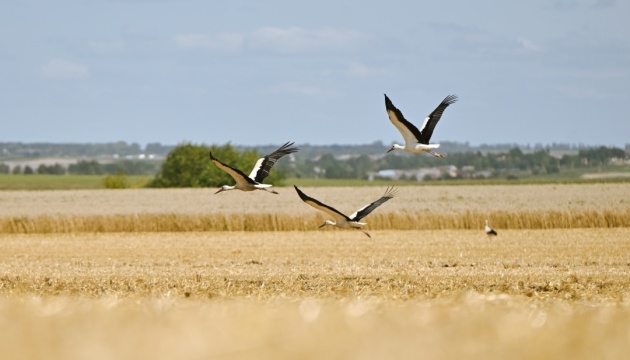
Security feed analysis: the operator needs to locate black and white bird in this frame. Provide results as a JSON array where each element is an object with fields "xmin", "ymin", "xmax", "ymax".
[
  {"xmin": 485, "ymin": 219, "xmax": 498, "ymax": 237},
  {"xmin": 210, "ymin": 141, "xmax": 298, "ymax": 194},
  {"xmin": 384, "ymin": 94, "xmax": 458, "ymax": 158},
  {"xmin": 294, "ymin": 185, "xmax": 397, "ymax": 238}
]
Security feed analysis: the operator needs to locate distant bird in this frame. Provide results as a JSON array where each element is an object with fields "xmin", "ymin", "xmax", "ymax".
[
  {"xmin": 210, "ymin": 141, "xmax": 298, "ymax": 194},
  {"xmin": 294, "ymin": 185, "xmax": 397, "ymax": 238},
  {"xmin": 384, "ymin": 94, "xmax": 458, "ymax": 158},
  {"xmin": 485, "ymin": 219, "xmax": 498, "ymax": 237}
]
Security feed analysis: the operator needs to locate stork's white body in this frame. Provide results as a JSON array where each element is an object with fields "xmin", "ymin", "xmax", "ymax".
[
  {"xmin": 385, "ymin": 94, "xmax": 457, "ymax": 158},
  {"xmin": 217, "ymin": 183, "xmax": 275, "ymax": 193},
  {"xmin": 485, "ymin": 219, "xmax": 498, "ymax": 236},
  {"xmin": 320, "ymin": 219, "xmax": 367, "ymax": 230},
  {"xmin": 389, "ymin": 143, "xmax": 441, "ymax": 155}
]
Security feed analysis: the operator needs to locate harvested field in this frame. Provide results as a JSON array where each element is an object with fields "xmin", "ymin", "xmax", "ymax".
[
  {"xmin": 2, "ymin": 184, "xmax": 630, "ymax": 359},
  {"xmin": 2, "ymin": 184, "xmax": 630, "ymax": 233},
  {"xmin": 3, "ymin": 183, "xmax": 630, "ymax": 217},
  {"xmin": 1, "ymin": 229, "xmax": 630, "ymax": 359},
  {"xmin": 2, "ymin": 230, "xmax": 629, "ymax": 300},
  {"xmin": 2, "ymin": 295, "xmax": 630, "ymax": 360}
]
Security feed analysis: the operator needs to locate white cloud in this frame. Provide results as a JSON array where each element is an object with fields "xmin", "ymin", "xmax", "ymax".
[
  {"xmin": 346, "ymin": 62, "xmax": 388, "ymax": 77},
  {"xmin": 173, "ymin": 33, "xmax": 244, "ymax": 52},
  {"xmin": 264, "ymin": 82, "xmax": 344, "ymax": 98},
  {"xmin": 174, "ymin": 27, "xmax": 369, "ymax": 54},
  {"xmin": 41, "ymin": 59, "xmax": 89, "ymax": 79},
  {"xmin": 517, "ymin": 37, "xmax": 542, "ymax": 53},
  {"xmin": 248, "ymin": 27, "xmax": 367, "ymax": 53}
]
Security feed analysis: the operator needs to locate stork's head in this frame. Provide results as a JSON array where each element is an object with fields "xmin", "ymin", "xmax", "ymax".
[
  {"xmin": 387, "ymin": 144, "xmax": 403, "ymax": 153},
  {"xmin": 214, "ymin": 185, "xmax": 233, "ymax": 194},
  {"xmin": 318, "ymin": 220, "xmax": 335, "ymax": 228}
]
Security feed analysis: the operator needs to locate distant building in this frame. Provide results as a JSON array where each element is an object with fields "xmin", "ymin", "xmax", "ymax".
[{"xmin": 367, "ymin": 165, "xmax": 457, "ymax": 182}]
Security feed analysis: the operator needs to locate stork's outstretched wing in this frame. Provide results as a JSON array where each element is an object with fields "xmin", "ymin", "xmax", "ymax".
[
  {"xmin": 349, "ymin": 186, "xmax": 397, "ymax": 221},
  {"xmin": 294, "ymin": 185, "xmax": 350, "ymax": 224},
  {"xmin": 249, "ymin": 141, "xmax": 299, "ymax": 183},
  {"xmin": 385, "ymin": 94, "xmax": 422, "ymax": 145},
  {"xmin": 209, "ymin": 152, "xmax": 257, "ymax": 186},
  {"xmin": 417, "ymin": 95, "xmax": 458, "ymax": 144}
]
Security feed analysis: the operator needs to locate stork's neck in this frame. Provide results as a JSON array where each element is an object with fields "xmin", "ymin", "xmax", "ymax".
[
  {"xmin": 216, "ymin": 185, "xmax": 236, "ymax": 194},
  {"xmin": 388, "ymin": 143, "xmax": 406, "ymax": 153},
  {"xmin": 320, "ymin": 220, "xmax": 336, "ymax": 228}
]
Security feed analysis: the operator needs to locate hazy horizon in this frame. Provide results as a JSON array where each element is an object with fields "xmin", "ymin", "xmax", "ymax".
[{"xmin": 1, "ymin": 139, "xmax": 626, "ymax": 150}]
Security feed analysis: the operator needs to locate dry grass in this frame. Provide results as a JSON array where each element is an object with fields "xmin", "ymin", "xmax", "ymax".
[
  {"xmin": 2, "ymin": 184, "xmax": 630, "ymax": 359},
  {"xmin": 2, "ymin": 183, "xmax": 630, "ymax": 233},
  {"xmin": 1, "ymin": 229, "xmax": 630, "ymax": 359},
  {"xmin": 2, "ymin": 209, "xmax": 630, "ymax": 234}
]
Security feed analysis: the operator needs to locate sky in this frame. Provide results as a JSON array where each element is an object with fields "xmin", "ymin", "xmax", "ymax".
[{"xmin": 1, "ymin": 0, "xmax": 629, "ymax": 148}]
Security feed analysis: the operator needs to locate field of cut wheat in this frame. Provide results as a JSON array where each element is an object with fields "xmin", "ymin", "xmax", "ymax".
[
  {"xmin": 2, "ymin": 183, "xmax": 630, "ymax": 233},
  {"xmin": 4, "ymin": 183, "xmax": 630, "ymax": 217},
  {"xmin": 1, "ymin": 184, "xmax": 630, "ymax": 359},
  {"xmin": 1, "ymin": 229, "xmax": 629, "ymax": 359},
  {"xmin": 2, "ymin": 229, "xmax": 630, "ymax": 299}
]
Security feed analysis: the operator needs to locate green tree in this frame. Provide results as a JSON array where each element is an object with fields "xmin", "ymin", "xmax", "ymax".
[
  {"xmin": 148, "ymin": 143, "xmax": 288, "ymax": 188},
  {"xmin": 68, "ymin": 160, "xmax": 103, "ymax": 175}
]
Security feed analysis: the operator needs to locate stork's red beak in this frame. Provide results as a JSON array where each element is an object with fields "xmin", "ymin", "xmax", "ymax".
[
  {"xmin": 214, "ymin": 188, "xmax": 224, "ymax": 194},
  {"xmin": 318, "ymin": 222, "xmax": 327, "ymax": 228}
]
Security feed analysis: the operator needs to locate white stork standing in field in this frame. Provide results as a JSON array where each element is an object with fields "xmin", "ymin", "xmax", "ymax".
[
  {"xmin": 294, "ymin": 185, "xmax": 397, "ymax": 238},
  {"xmin": 210, "ymin": 141, "xmax": 299, "ymax": 194},
  {"xmin": 384, "ymin": 94, "xmax": 458, "ymax": 158},
  {"xmin": 485, "ymin": 219, "xmax": 498, "ymax": 237}
]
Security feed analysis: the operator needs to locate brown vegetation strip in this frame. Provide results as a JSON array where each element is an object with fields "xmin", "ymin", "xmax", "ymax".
[{"xmin": 2, "ymin": 209, "xmax": 630, "ymax": 234}]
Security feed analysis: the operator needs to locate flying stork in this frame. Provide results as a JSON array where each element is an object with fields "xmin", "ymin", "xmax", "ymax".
[
  {"xmin": 294, "ymin": 185, "xmax": 397, "ymax": 238},
  {"xmin": 384, "ymin": 94, "xmax": 458, "ymax": 158},
  {"xmin": 485, "ymin": 219, "xmax": 498, "ymax": 237},
  {"xmin": 210, "ymin": 141, "xmax": 298, "ymax": 194}
]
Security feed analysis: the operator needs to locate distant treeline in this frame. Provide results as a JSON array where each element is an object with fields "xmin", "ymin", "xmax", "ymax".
[
  {"xmin": 0, "ymin": 160, "xmax": 160, "ymax": 176},
  {"xmin": 276, "ymin": 146, "xmax": 629, "ymax": 180},
  {"xmin": 0, "ymin": 141, "xmax": 175, "ymax": 157},
  {"xmin": 1, "ymin": 142, "xmax": 628, "ymax": 181},
  {"xmin": 3, "ymin": 141, "xmax": 629, "ymax": 159}
]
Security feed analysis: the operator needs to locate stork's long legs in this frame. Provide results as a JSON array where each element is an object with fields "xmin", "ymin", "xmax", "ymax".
[
  {"xmin": 357, "ymin": 228, "xmax": 371, "ymax": 238},
  {"xmin": 428, "ymin": 150, "xmax": 445, "ymax": 158}
]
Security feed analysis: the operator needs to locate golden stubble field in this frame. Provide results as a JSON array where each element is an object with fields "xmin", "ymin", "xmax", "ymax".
[
  {"xmin": 3, "ymin": 183, "xmax": 630, "ymax": 217},
  {"xmin": 2, "ymin": 183, "xmax": 630, "ymax": 233},
  {"xmin": 1, "ymin": 184, "xmax": 630, "ymax": 359}
]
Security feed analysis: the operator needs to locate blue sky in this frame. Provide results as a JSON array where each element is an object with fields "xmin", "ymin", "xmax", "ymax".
[{"xmin": 1, "ymin": 0, "xmax": 629, "ymax": 147}]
